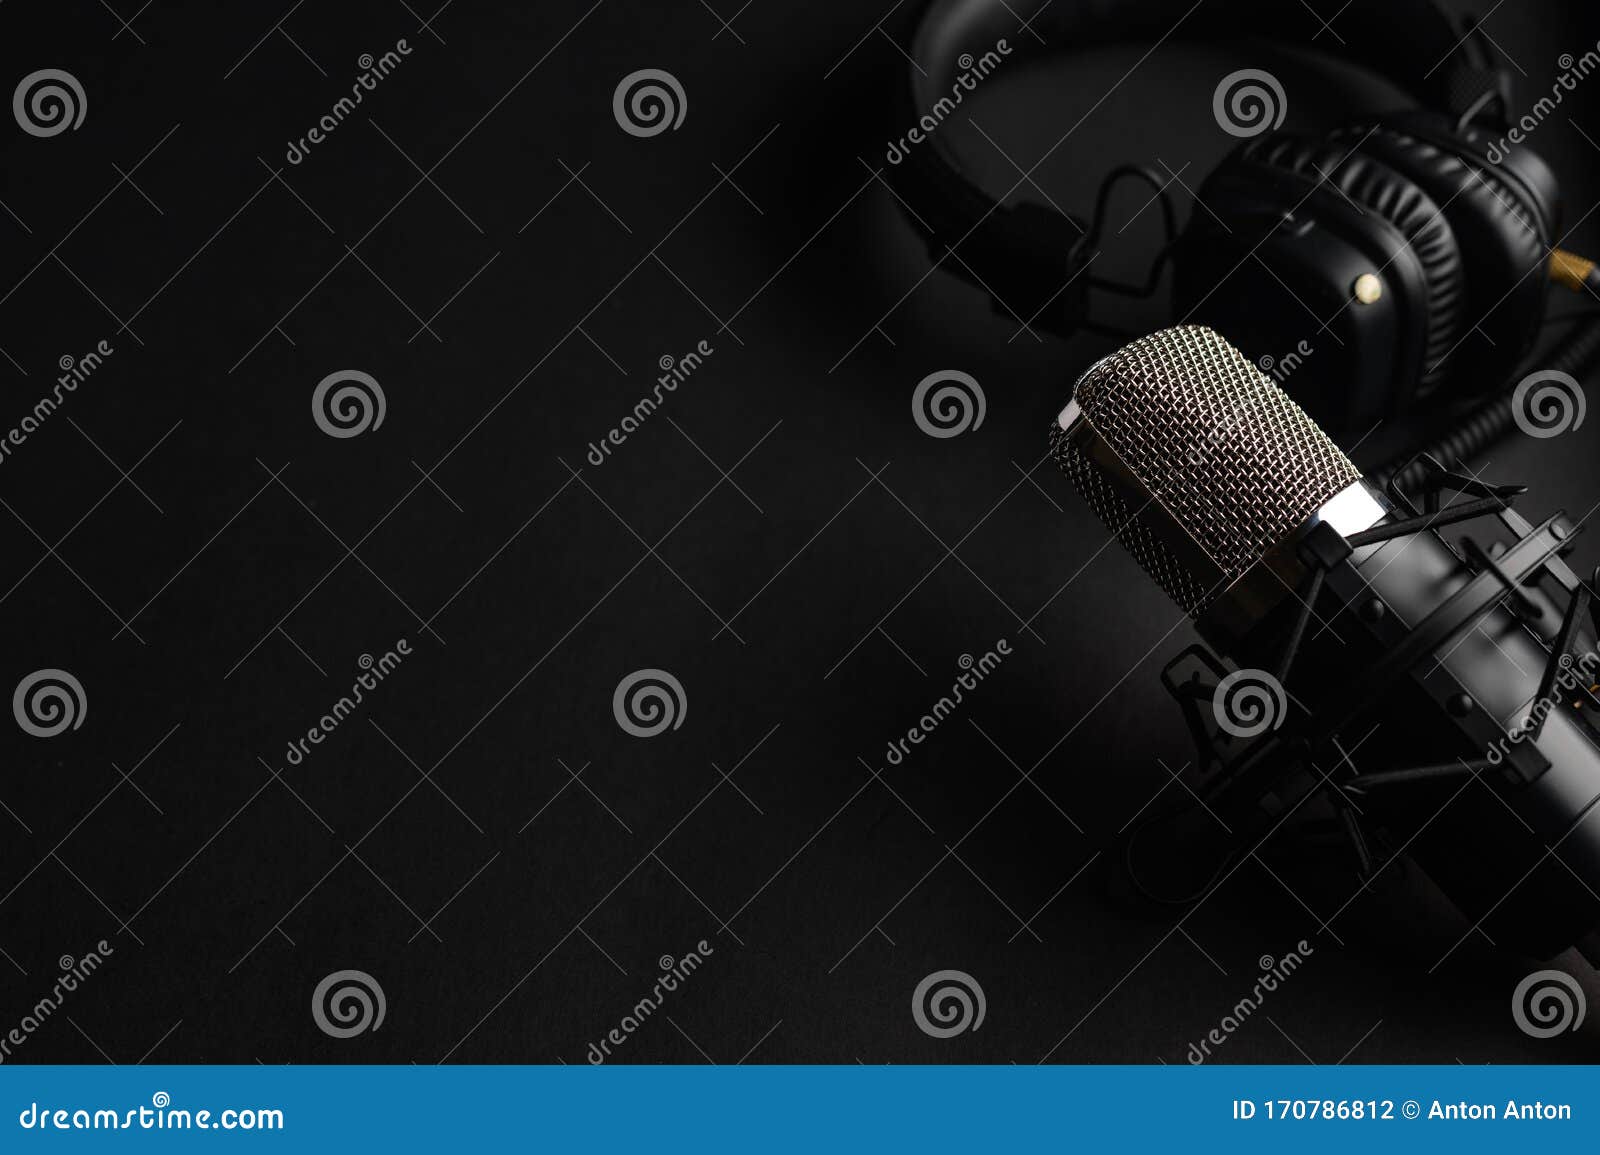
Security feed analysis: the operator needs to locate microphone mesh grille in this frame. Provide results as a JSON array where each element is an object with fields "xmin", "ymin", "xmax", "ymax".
[{"xmin": 1050, "ymin": 325, "xmax": 1360, "ymax": 614}]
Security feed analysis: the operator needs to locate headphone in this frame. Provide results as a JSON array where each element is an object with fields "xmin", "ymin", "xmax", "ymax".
[{"xmin": 890, "ymin": 0, "xmax": 1584, "ymax": 430}]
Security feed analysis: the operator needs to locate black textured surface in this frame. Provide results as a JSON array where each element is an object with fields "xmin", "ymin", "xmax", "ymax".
[{"xmin": 1, "ymin": 0, "xmax": 1599, "ymax": 1065}]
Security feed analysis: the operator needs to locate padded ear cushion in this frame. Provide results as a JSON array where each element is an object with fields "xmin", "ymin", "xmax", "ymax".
[
  {"xmin": 1247, "ymin": 134, "xmax": 1466, "ymax": 393},
  {"xmin": 1333, "ymin": 112, "xmax": 1553, "ymax": 391}
]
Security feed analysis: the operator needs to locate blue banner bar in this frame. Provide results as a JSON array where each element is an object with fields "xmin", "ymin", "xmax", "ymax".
[{"xmin": 0, "ymin": 1065, "xmax": 1593, "ymax": 1151}]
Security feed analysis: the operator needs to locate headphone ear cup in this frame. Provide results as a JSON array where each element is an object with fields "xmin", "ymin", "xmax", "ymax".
[
  {"xmin": 1333, "ymin": 112, "xmax": 1556, "ymax": 394},
  {"xmin": 1247, "ymin": 134, "xmax": 1467, "ymax": 398},
  {"xmin": 1174, "ymin": 133, "xmax": 1447, "ymax": 428}
]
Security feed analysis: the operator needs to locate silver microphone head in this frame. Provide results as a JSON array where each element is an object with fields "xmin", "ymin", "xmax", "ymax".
[{"xmin": 1049, "ymin": 325, "xmax": 1371, "ymax": 620}]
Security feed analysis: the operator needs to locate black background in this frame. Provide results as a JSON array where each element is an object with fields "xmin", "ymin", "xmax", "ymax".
[{"xmin": 2, "ymin": 0, "xmax": 1599, "ymax": 1065}]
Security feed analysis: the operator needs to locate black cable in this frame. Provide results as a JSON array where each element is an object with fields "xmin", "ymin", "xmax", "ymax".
[{"xmin": 1378, "ymin": 316, "xmax": 1600, "ymax": 492}]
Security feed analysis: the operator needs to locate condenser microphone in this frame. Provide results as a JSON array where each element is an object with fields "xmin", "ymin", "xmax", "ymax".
[
  {"xmin": 1050, "ymin": 326, "xmax": 1381, "ymax": 631},
  {"xmin": 1051, "ymin": 325, "xmax": 1600, "ymax": 959}
]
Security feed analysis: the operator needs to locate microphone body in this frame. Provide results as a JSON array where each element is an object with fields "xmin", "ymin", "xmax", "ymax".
[{"xmin": 1051, "ymin": 325, "xmax": 1600, "ymax": 956}]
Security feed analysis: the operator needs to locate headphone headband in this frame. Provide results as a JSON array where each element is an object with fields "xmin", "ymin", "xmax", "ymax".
[{"xmin": 890, "ymin": 0, "xmax": 1510, "ymax": 338}]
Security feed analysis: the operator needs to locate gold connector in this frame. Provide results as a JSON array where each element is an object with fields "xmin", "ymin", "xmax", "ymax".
[{"xmin": 1550, "ymin": 249, "xmax": 1597, "ymax": 293}]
